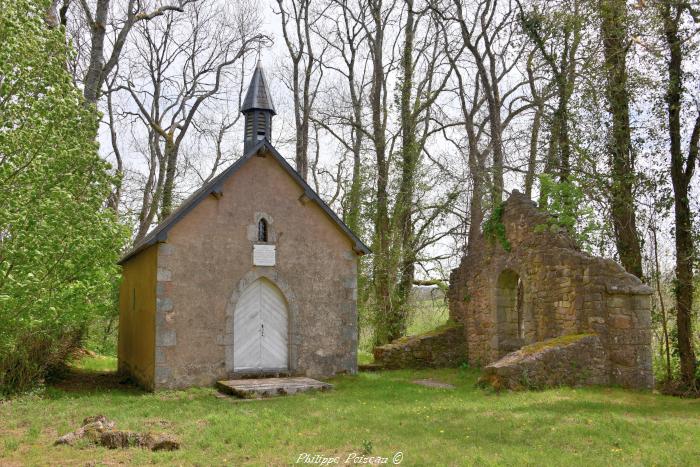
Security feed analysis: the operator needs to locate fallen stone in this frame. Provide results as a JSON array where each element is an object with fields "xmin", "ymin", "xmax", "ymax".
[
  {"xmin": 82, "ymin": 415, "xmax": 114, "ymax": 428},
  {"xmin": 139, "ymin": 432, "xmax": 180, "ymax": 451},
  {"xmin": 479, "ymin": 334, "xmax": 608, "ymax": 391},
  {"xmin": 54, "ymin": 416, "xmax": 180, "ymax": 452},
  {"xmin": 99, "ymin": 430, "xmax": 140, "ymax": 449},
  {"xmin": 83, "ymin": 421, "xmax": 112, "ymax": 443},
  {"xmin": 54, "ymin": 431, "xmax": 80, "ymax": 446}
]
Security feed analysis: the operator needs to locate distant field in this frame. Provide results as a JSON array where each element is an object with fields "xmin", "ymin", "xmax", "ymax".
[
  {"xmin": 359, "ymin": 298, "xmax": 449, "ymax": 357},
  {"xmin": 1, "ymin": 355, "xmax": 699, "ymax": 465},
  {"xmin": 406, "ymin": 298, "xmax": 449, "ymax": 336}
]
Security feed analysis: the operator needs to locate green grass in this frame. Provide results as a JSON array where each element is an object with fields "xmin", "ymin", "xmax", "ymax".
[
  {"xmin": 70, "ymin": 354, "xmax": 118, "ymax": 372},
  {"xmin": 1, "ymin": 356, "xmax": 699, "ymax": 465}
]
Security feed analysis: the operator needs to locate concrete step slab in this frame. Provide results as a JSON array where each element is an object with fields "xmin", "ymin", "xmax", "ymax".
[{"xmin": 216, "ymin": 377, "xmax": 332, "ymax": 399}]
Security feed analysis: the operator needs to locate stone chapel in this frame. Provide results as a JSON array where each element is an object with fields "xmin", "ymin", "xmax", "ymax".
[{"xmin": 117, "ymin": 63, "xmax": 369, "ymax": 390}]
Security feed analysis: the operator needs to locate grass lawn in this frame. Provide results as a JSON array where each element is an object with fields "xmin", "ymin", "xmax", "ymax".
[{"xmin": 1, "ymin": 357, "xmax": 699, "ymax": 466}]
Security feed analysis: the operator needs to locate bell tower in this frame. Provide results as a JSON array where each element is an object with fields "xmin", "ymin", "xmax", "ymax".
[{"xmin": 241, "ymin": 61, "xmax": 276, "ymax": 153}]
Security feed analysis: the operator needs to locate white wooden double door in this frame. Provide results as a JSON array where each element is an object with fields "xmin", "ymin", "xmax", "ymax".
[{"xmin": 233, "ymin": 278, "xmax": 289, "ymax": 372}]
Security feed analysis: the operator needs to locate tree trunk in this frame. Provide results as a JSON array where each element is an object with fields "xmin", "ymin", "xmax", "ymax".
[
  {"xmin": 392, "ymin": 0, "xmax": 418, "ymax": 341},
  {"xmin": 525, "ymin": 106, "xmax": 542, "ymax": 199},
  {"xmin": 599, "ymin": 0, "xmax": 643, "ymax": 279},
  {"xmin": 160, "ymin": 136, "xmax": 178, "ymax": 219},
  {"xmin": 663, "ymin": 2, "xmax": 697, "ymax": 387},
  {"xmin": 368, "ymin": 0, "xmax": 394, "ymax": 346},
  {"xmin": 83, "ymin": 0, "xmax": 110, "ymax": 104},
  {"xmin": 346, "ymin": 91, "xmax": 363, "ymax": 235},
  {"xmin": 651, "ymin": 225, "xmax": 672, "ymax": 382}
]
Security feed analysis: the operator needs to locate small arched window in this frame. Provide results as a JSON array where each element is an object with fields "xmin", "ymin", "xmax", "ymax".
[{"xmin": 257, "ymin": 218, "xmax": 268, "ymax": 242}]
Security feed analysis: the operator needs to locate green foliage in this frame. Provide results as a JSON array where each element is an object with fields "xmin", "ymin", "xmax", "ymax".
[
  {"xmin": 0, "ymin": 0, "xmax": 128, "ymax": 396},
  {"xmin": 536, "ymin": 174, "xmax": 598, "ymax": 249},
  {"xmin": 483, "ymin": 202, "xmax": 511, "ymax": 251},
  {"xmin": 360, "ymin": 439, "xmax": 373, "ymax": 456}
]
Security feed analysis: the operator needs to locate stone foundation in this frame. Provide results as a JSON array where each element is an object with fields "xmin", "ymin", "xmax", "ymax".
[{"xmin": 373, "ymin": 322, "xmax": 467, "ymax": 369}]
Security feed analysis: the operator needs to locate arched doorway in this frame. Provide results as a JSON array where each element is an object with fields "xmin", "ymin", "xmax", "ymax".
[
  {"xmin": 233, "ymin": 278, "xmax": 289, "ymax": 372},
  {"xmin": 496, "ymin": 269, "xmax": 525, "ymax": 354}
]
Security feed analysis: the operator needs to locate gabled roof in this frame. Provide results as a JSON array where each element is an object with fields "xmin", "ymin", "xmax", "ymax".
[
  {"xmin": 118, "ymin": 140, "xmax": 370, "ymax": 265},
  {"xmin": 241, "ymin": 63, "xmax": 276, "ymax": 115}
]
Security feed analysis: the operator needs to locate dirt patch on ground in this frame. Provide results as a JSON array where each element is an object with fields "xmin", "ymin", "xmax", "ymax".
[
  {"xmin": 49, "ymin": 369, "xmax": 139, "ymax": 393},
  {"xmin": 412, "ymin": 379, "xmax": 455, "ymax": 389},
  {"xmin": 659, "ymin": 381, "xmax": 700, "ymax": 398}
]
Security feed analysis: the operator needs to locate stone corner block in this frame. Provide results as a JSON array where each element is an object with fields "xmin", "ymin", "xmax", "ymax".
[
  {"xmin": 157, "ymin": 268, "xmax": 172, "ymax": 282},
  {"xmin": 156, "ymin": 329, "xmax": 177, "ymax": 347}
]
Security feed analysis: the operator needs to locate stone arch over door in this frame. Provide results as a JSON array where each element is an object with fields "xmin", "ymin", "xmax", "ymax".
[
  {"xmin": 225, "ymin": 270, "xmax": 299, "ymax": 374},
  {"xmin": 495, "ymin": 268, "xmax": 525, "ymax": 355}
]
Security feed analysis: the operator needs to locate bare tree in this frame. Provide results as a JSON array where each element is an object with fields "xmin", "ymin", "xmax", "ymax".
[
  {"xmin": 313, "ymin": 0, "xmax": 371, "ymax": 235},
  {"xmin": 113, "ymin": 0, "xmax": 266, "ymax": 239},
  {"xmin": 391, "ymin": 1, "xmax": 456, "ymax": 340},
  {"xmin": 518, "ymin": 0, "xmax": 584, "ymax": 188},
  {"xmin": 523, "ymin": 48, "xmax": 551, "ymax": 198},
  {"xmin": 276, "ymin": 0, "xmax": 328, "ymax": 180},
  {"xmin": 436, "ymin": 0, "xmax": 534, "ymax": 240},
  {"xmin": 64, "ymin": 0, "xmax": 194, "ymax": 104}
]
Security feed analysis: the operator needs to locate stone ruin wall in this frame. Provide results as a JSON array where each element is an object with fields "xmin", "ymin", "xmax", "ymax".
[{"xmin": 448, "ymin": 191, "xmax": 654, "ymax": 389}]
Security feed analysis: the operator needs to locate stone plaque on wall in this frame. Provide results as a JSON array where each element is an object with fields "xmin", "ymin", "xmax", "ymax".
[{"xmin": 253, "ymin": 244, "xmax": 276, "ymax": 266}]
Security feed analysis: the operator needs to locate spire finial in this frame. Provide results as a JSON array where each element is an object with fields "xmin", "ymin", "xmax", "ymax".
[{"xmin": 241, "ymin": 57, "xmax": 276, "ymax": 152}]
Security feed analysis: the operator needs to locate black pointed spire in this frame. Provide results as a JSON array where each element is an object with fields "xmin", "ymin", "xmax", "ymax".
[
  {"xmin": 242, "ymin": 62, "xmax": 276, "ymax": 114},
  {"xmin": 242, "ymin": 62, "xmax": 276, "ymax": 152}
]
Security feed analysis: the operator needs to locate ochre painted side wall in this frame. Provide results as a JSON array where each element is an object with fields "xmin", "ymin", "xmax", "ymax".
[
  {"xmin": 118, "ymin": 244, "xmax": 157, "ymax": 390},
  {"xmin": 153, "ymin": 151, "xmax": 359, "ymax": 388}
]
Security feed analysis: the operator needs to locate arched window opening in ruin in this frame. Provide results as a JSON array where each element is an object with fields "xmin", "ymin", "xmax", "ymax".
[
  {"xmin": 258, "ymin": 218, "xmax": 268, "ymax": 242},
  {"xmin": 496, "ymin": 269, "xmax": 525, "ymax": 354}
]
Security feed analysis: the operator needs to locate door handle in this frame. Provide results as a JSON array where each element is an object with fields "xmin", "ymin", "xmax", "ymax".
[{"xmin": 261, "ymin": 322, "xmax": 264, "ymax": 337}]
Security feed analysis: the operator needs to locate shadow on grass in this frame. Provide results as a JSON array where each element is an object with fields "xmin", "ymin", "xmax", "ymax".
[
  {"xmin": 505, "ymin": 388, "xmax": 700, "ymax": 419},
  {"xmin": 45, "ymin": 366, "xmax": 145, "ymax": 398}
]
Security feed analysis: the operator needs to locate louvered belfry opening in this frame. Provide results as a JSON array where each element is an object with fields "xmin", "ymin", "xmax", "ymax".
[{"xmin": 241, "ymin": 61, "xmax": 276, "ymax": 153}]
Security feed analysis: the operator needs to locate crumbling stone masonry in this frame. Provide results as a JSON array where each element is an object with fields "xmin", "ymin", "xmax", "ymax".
[
  {"xmin": 478, "ymin": 334, "xmax": 609, "ymax": 390},
  {"xmin": 372, "ymin": 322, "xmax": 467, "ymax": 369},
  {"xmin": 448, "ymin": 191, "xmax": 654, "ymax": 389}
]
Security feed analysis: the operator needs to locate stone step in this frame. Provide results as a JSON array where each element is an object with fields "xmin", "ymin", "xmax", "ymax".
[{"xmin": 216, "ymin": 377, "xmax": 333, "ymax": 399}]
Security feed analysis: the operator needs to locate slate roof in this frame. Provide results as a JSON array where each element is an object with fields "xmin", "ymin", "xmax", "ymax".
[
  {"xmin": 118, "ymin": 140, "xmax": 370, "ymax": 265},
  {"xmin": 241, "ymin": 62, "xmax": 276, "ymax": 114}
]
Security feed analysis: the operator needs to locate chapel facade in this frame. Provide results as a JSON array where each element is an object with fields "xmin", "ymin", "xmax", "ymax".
[{"xmin": 117, "ymin": 64, "xmax": 368, "ymax": 390}]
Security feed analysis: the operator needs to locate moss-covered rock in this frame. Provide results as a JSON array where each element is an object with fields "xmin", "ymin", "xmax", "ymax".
[{"xmin": 479, "ymin": 334, "xmax": 608, "ymax": 391}]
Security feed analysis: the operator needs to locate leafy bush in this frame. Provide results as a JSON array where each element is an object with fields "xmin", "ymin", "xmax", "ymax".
[
  {"xmin": 483, "ymin": 202, "xmax": 511, "ymax": 251},
  {"xmin": 0, "ymin": 0, "xmax": 127, "ymax": 396},
  {"xmin": 536, "ymin": 174, "xmax": 598, "ymax": 249}
]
